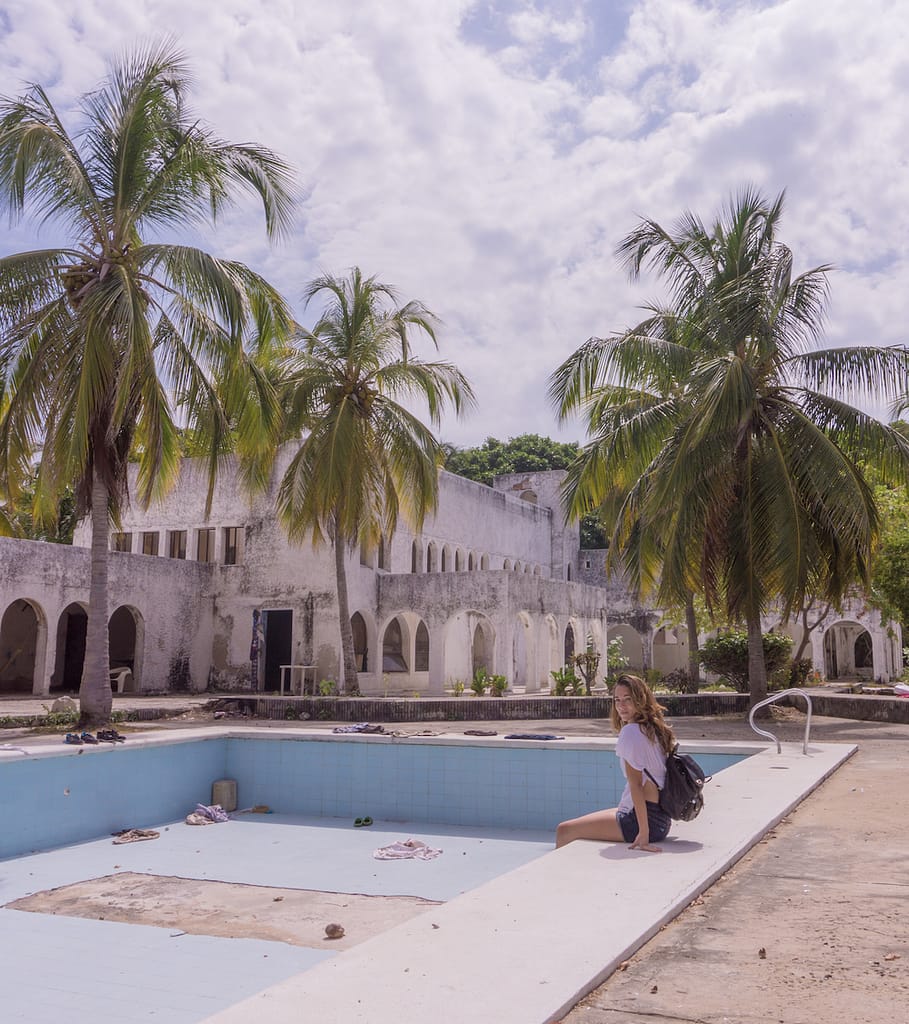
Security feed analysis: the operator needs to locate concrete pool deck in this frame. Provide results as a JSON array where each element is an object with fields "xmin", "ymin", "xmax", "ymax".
[{"xmin": 3, "ymin": 709, "xmax": 907, "ymax": 1023}]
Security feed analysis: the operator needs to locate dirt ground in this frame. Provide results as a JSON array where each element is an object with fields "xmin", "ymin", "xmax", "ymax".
[{"xmin": 8, "ymin": 872, "xmax": 437, "ymax": 951}]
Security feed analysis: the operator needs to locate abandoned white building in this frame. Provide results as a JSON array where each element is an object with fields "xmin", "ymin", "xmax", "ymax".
[{"xmin": 0, "ymin": 450, "xmax": 901, "ymax": 696}]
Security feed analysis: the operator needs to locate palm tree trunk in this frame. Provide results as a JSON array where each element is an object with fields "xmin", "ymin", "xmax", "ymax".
[
  {"xmin": 79, "ymin": 466, "xmax": 113, "ymax": 728},
  {"xmin": 685, "ymin": 596, "xmax": 701, "ymax": 692},
  {"xmin": 333, "ymin": 522, "xmax": 359, "ymax": 695},
  {"xmin": 746, "ymin": 605, "xmax": 769, "ymax": 711}
]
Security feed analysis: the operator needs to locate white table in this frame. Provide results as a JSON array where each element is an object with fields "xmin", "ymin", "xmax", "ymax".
[{"xmin": 279, "ymin": 664, "xmax": 317, "ymax": 695}]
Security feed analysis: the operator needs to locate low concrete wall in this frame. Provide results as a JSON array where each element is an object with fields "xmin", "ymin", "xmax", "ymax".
[{"xmin": 216, "ymin": 692, "xmax": 751, "ymax": 722}]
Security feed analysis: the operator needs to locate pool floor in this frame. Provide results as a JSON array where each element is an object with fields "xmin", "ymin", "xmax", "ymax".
[{"xmin": 1, "ymin": 816, "xmax": 552, "ymax": 1023}]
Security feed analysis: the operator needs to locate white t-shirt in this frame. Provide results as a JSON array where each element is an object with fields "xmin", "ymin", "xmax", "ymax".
[{"xmin": 615, "ymin": 722, "xmax": 667, "ymax": 812}]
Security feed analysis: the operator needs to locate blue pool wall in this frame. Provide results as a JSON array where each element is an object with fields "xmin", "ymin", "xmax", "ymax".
[{"xmin": 1, "ymin": 737, "xmax": 743, "ymax": 860}]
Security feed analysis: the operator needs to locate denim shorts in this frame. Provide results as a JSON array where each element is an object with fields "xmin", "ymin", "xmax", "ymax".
[{"xmin": 616, "ymin": 801, "xmax": 672, "ymax": 843}]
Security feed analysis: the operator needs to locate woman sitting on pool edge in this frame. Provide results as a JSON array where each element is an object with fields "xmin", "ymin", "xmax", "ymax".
[{"xmin": 556, "ymin": 674, "xmax": 674, "ymax": 853}]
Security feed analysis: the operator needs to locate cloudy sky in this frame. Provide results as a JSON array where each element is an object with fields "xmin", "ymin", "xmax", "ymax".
[{"xmin": 1, "ymin": 0, "xmax": 907, "ymax": 446}]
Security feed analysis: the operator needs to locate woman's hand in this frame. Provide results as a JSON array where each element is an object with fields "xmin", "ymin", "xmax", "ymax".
[{"xmin": 630, "ymin": 835, "xmax": 661, "ymax": 853}]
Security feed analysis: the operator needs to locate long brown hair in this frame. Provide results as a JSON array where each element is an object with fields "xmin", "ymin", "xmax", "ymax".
[{"xmin": 610, "ymin": 673, "xmax": 675, "ymax": 755}]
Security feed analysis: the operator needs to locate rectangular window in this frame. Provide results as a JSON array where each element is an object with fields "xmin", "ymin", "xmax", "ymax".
[
  {"xmin": 141, "ymin": 531, "xmax": 159, "ymax": 556},
  {"xmin": 222, "ymin": 526, "xmax": 241, "ymax": 566},
  {"xmin": 167, "ymin": 530, "xmax": 187, "ymax": 559},
  {"xmin": 196, "ymin": 528, "xmax": 215, "ymax": 563},
  {"xmin": 111, "ymin": 532, "xmax": 132, "ymax": 553}
]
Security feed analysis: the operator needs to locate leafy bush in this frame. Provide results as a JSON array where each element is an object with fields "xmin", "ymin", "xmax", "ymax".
[
  {"xmin": 698, "ymin": 632, "xmax": 793, "ymax": 693},
  {"xmin": 662, "ymin": 668, "xmax": 699, "ymax": 694},
  {"xmin": 450, "ymin": 680, "xmax": 465, "ymax": 697},
  {"xmin": 470, "ymin": 667, "xmax": 490, "ymax": 696},
  {"xmin": 488, "ymin": 673, "xmax": 508, "ymax": 697},
  {"xmin": 605, "ymin": 637, "xmax": 629, "ymax": 678},
  {"xmin": 318, "ymin": 679, "xmax": 338, "ymax": 697},
  {"xmin": 550, "ymin": 665, "xmax": 583, "ymax": 696}
]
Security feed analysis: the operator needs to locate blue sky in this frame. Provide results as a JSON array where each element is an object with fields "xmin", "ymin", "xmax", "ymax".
[{"xmin": 1, "ymin": 0, "xmax": 907, "ymax": 445}]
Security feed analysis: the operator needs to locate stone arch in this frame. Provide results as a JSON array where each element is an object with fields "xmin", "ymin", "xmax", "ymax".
[
  {"xmin": 427, "ymin": 541, "xmax": 438, "ymax": 573},
  {"xmin": 415, "ymin": 620, "xmax": 430, "ymax": 672},
  {"xmin": 564, "ymin": 622, "xmax": 576, "ymax": 664},
  {"xmin": 512, "ymin": 611, "xmax": 536, "ymax": 691},
  {"xmin": 533, "ymin": 565, "xmax": 542, "ymax": 576},
  {"xmin": 0, "ymin": 597, "xmax": 47, "ymax": 695},
  {"xmin": 455, "ymin": 548, "xmax": 464, "ymax": 572},
  {"xmin": 381, "ymin": 615, "xmax": 410, "ymax": 672},
  {"xmin": 472, "ymin": 618, "xmax": 494, "ymax": 676},
  {"xmin": 538, "ymin": 614, "xmax": 561, "ymax": 687},
  {"xmin": 443, "ymin": 610, "xmax": 496, "ymax": 684},
  {"xmin": 480, "ymin": 554, "xmax": 490, "ymax": 570},
  {"xmin": 109, "ymin": 605, "xmax": 144, "ymax": 691},
  {"xmin": 378, "ymin": 535, "xmax": 391, "ymax": 571},
  {"xmin": 652, "ymin": 625, "xmax": 689, "ymax": 675},
  {"xmin": 607, "ymin": 623, "xmax": 644, "ymax": 672},
  {"xmin": 467, "ymin": 552, "xmax": 475, "ymax": 571},
  {"xmin": 411, "ymin": 540, "xmax": 422, "ymax": 574},
  {"xmin": 823, "ymin": 620, "xmax": 875, "ymax": 680},
  {"xmin": 441, "ymin": 544, "xmax": 452, "ymax": 572},
  {"xmin": 52, "ymin": 601, "xmax": 89, "ymax": 692},
  {"xmin": 514, "ymin": 560, "xmax": 522, "ymax": 573},
  {"xmin": 503, "ymin": 558, "xmax": 512, "ymax": 571},
  {"xmin": 351, "ymin": 610, "xmax": 376, "ymax": 673}
]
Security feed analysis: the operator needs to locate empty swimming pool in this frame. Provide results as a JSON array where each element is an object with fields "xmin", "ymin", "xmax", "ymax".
[{"xmin": 0, "ymin": 726, "xmax": 855, "ymax": 1024}]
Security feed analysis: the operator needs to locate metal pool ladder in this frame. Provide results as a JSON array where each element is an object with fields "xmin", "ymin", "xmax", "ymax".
[{"xmin": 748, "ymin": 687, "xmax": 814, "ymax": 754}]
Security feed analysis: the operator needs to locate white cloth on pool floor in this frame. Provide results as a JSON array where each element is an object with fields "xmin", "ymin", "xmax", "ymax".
[{"xmin": 373, "ymin": 838, "xmax": 443, "ymax": 861}]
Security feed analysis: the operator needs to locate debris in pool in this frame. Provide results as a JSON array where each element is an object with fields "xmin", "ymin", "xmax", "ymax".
[
  {"xmin": 112, "ymin": 828, "xmax": 160, "ymax": 844},
  {"xmin": 324, "ymin": 923, "xmax": 345, "ymax": 939}
]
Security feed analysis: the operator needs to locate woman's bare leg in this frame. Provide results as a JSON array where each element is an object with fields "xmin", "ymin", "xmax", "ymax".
[{"xmin": 555, "ymin": 808, "xmax": 625, "ymax": 848}]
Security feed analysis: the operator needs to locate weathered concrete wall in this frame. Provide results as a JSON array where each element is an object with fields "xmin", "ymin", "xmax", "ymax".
[{"xmin": 0, "ymin": 537, "xmax": 214, "ymax": 694}]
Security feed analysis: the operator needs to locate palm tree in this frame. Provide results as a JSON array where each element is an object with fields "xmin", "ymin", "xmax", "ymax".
[
  {"xmin": 551, "ymin": 188, "xmax": 909, "ymax": 705},
  {"xmin": 276, "ymin": 268, "xmax": 474, "ymax": 693},
  {"xmin": 0, "ymin": 42, "xmax": 295, "ymax": 726}
]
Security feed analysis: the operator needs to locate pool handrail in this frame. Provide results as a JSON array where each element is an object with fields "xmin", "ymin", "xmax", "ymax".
[{"xmin": 748, "ymin": 687, "xmax": 813, "ymax": 754}]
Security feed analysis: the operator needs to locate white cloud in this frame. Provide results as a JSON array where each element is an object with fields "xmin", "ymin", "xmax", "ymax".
[{"xmin": 1, "ymin": 0, "xmax": 908, "ymax": 447}]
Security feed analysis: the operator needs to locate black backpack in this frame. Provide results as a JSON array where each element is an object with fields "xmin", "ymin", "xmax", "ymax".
[{"xmin": 645, "ymin": 745, "xmax": 710, "ymax": 821}]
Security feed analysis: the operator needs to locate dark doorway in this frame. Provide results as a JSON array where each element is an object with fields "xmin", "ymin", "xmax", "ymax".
[
  {"xmin": 262, "ymin": 609, "xmax": 293, "ymax": 691},
  {"xmin": 54, "ymin": 604, "xmax": 87, "ymax": 692}
]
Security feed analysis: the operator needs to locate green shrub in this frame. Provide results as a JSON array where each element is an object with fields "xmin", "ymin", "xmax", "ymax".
[
  {"xmin": 450, "ymin": 680, "xmax": 465, "ymax": 697},
  {"xmin": 550, "ymin": 665, "xmax": 583, "ymax": 696},
  {"xmin": 698, "ymin": 631, "xmax": 793, "ymax": 693},
  {"xmin": 662, "ymin": 668, "xmax": 698, "ymax": 694},
  {"xmin": 318, "ymin": 679, "xmax": 338, "ymax": 697},
  {"xmin": 488, "ymin": 674, "xmax": 508, "ymax": 697},
  {"xmin": 470, "ymin": 667, "xmax": 490, "ymax": 696}
]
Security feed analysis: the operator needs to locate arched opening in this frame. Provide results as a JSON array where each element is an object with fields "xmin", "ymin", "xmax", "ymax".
[
  {"xmin": 415, "ymin": 620, "xmax": 430, "ymax": 672},
  {"xmin": 480, "ymin": 554, "xmax": 490, "ymax": 570},
  {"xmin": 823, "ymin": 621, "xmax": 875, "ymax": 680},
  {"xmin": 653, "ymin": 626, "xmax": 689, "ymax": 675},
  {"xmin": 519, "ymin": 490, "xmax": 538, "ymax": 504},
  {"xmin": 109, "ymin": 605, "xmax": 143, "ymax": 690},
  {"xmin": 514, "ymin": 561, "xmax": 522, "ymax": 573},
  {"xmin": 0, "ymin": 599, "xmax": 43, "ymax": 694},
  {"xmin": 455, "ymin": 549, "xmax": 464, "ymax": 571},
  {"xmin": 382, "ymin": 616, "xmax": 408, "ymax": 672},
  {"xmin": 503, "ymin": 559, "xmax": 512, "ymax": 571},
  {"xmin": 427, "ymin": 542, "xmax": 438, "ymax": 573},
  {"xmin": 442, "ymin": 545, "xmax": 451, "ymax": 572},
  {"xmin": 351, "ymin": 612, "xmax": 369, "ymax": 672},
  {"xmin": 377, "ymin": 535, "xmax": 388, "ymax": 571},
  {"xmin": 513, "ymin": 612, "xmax": 535, "ymax": 691},
  {"xmin": 472, "ymin": 620, "xmax": 494, "ymax": 676},
  {"xmin": 607, "ymin": 624, "xmax": 644, "ymax": 672},
  {"xmin": 468, "ymin": 552, "xmax": 475, "ymax": 571},
  {"xmin": 567, "ymin": 564, "xmax": 572, "ymax": 581},
  {"xmin": 564, "ymin": 623, "xmax": 576, "ymax": 665},
  {"xmin": 52, "ymin": 602, "xmax": 88, "ymax": 692},
  {"xmin": 411, "ymin": 540, "xmax": 422, "ymax": 574}
]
